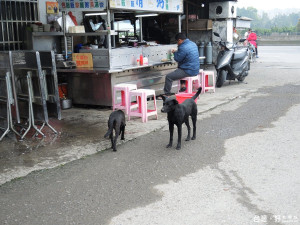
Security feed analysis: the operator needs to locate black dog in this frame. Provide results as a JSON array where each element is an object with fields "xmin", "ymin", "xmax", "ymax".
[
  {"xmin": 104, "ymin": 110, "xmax": 126, "ymax": 151},
  {"xmin": 161, "ymin": 87, "xmax": 202, "ymax": 150}
]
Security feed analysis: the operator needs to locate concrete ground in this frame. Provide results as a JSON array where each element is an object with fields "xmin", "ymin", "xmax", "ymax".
[{"xmin": 0, "ymin": 46, "xmax": 300, "ymax": 186}]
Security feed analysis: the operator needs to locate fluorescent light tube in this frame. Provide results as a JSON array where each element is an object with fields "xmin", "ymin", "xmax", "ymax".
[
  {"xmin": 85, "ymin": 12, "xmax": 107, "ymax": 16},
  {"xmin": 135, "ymin": 13, "xmax": 158, "ymax": 18}
]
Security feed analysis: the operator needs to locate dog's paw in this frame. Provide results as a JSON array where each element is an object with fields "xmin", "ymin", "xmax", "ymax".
[
  {"xmin": 176, "ymin": 146, "xmax": 181, "ymax": 150},
  {"xmin": 121, "ymin": 138, "xmax": 125, "ymax": 140},
  {"xmin": 185, "ymin": 137, "xmax": 190, "ymax": 141},
  {"xmin": 166, "ymin": 144, "xmax": 172, "ymax": 148},
  {"xmin": 191, "ymin": 136, "xmax": 196, "ymax": 140}
]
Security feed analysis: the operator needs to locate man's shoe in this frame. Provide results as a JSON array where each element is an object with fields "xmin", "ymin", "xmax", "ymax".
[
  {"xmin": 179, "ymin": 87, "xmax": 186, "ymax": 92},
  {"xmin": 256, "ymin": 55, "xmax": 259, "ymax": 58},
  {"xmin": 157, "ymin": 93, "xmax": 174, "ymax": 100}
]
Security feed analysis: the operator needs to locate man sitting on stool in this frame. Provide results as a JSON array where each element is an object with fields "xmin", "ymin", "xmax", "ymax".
[{"xmin": 162, "ymin": 33, "xmax": 200, "ymax": 96}]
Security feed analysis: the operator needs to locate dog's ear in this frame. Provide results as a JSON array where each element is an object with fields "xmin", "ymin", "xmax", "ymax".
[
  {"xmin": 161, "ymin": 95, "xmax": 167, "ymax": 102},
  {"xmin": 172, "ymin": 99, "xmax": 179, "ymax": 105}
]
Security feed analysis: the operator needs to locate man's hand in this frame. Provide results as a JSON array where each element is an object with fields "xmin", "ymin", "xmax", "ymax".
[{"xmin": 171, "ymin": 48, "xmax": 177, "ymax": 53}]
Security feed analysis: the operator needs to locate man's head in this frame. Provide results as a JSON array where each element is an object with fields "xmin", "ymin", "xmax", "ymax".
[
  {"xmin": 175, "ymin": 33, "xmax": 186, "ymax": 46},
  {"xmin": 248, "ymin": 29, "xmax": 252, "ymax": 33}
]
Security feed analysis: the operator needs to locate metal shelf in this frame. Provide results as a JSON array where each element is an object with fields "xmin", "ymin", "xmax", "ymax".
[
  {"xmin": 32, "ymin": 32, "xmax": 64, "ymax": 36},
  {"xmin": 66, "ymin": 31, "xmax": 109, "ymax": 36}
]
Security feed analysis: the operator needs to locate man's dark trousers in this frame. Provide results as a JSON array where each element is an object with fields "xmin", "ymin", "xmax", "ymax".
[{"xmin": 164, "ymin": 68, "xmax": 195, "ymax": 95}]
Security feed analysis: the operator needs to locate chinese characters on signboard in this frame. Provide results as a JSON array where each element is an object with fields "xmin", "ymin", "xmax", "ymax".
[
  {"xmin": 72, "ymin": 53, "xmax": 93, "ymax": 68},
  {"xmin": 58, "ymin": 0, "xmax": 182, "ymax": 12},
  {"xmin": 58, "ymin": 0, "xmax": 107, "ymax": 11},
  {"xmin": 109, "ymin": 0, "xmax": 183, "ymax": 13}
]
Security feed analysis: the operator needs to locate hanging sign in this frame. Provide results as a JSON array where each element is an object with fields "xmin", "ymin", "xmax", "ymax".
[
  {"xmin": 109, "ymin": 0, "xmax": 183, "ymax": 13},
  {"xmin": 57, "ymin": 0, "xmax": 107, "ymax": 11}
]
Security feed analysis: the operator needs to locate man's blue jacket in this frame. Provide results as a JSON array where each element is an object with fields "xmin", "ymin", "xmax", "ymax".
[{"xmin": 174, "ymin": 39, "xmax": 200, "ymax": 76}]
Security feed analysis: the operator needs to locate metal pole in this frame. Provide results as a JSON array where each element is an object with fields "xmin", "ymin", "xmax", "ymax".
[
  {"xmin": 139, "ymin": 17, "xmax": 143, "ymax": 42},
  {"xmin": 62, "ymin": 11, "xmax": 68, "ymax": 60},
  {"xmin": 111, "ymin": 12, "xmax": 115, "ymax": 48},
  {"xmin": 5, "ymin": 0, "xmax": 10, "ymax": 50},
  {"xmin": 9, "ymin": 0, "xmax": 15, "ymax": 50},
  {"xmin": 15, "ymin": 0, "xmax": 20, "ymax": 50},
  {"xmin": 9, "ymin": 51, "xmax": 20, "ymax": 123},
  {"xmin": 185, "ymin": 2, "xmax": 188, "ymax": 37},
  {"xmin": 107, "ymin": 7, "xmax": 111, "ymax": 69},
  {"xmin": 0, "ymin": 1, "xmax": 5, "ymax": 50},
  {"xmin": 107, "ymin": 9, "xmax": 111, "ymax": 49},
  {"xmin": 178, "ymin": 15, "xmax": 181, "ymax": 33}
]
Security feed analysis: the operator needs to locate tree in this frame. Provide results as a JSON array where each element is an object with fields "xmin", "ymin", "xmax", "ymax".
[{"xmin": 237, "ymin": 7, "xmax": 300, "ymax": 35}]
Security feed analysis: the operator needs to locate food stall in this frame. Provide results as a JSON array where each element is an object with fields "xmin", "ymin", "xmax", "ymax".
[{"xmin": 56, "ymin": 0, "xmax": 184, "ymax": 106}]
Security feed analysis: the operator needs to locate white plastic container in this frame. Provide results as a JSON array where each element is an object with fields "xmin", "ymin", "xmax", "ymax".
[{"xmin": 143, "ymin": 57, "xmax": 148, "ymax": 65}]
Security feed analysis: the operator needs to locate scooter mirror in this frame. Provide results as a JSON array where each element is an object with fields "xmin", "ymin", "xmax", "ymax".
[{"xmin": 213, "ymin": 32, "xmax": 220, "ymax": 37}]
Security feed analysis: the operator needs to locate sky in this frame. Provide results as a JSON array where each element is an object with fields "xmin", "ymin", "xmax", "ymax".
[{"xmin": 236, "ymin": 0, "xmax": 300, "ymax": 10}]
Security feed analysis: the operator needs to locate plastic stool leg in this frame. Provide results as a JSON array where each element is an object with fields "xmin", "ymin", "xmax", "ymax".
[
  {"xmin": 143, "ymin": 93, "xmax": 147, "ymax": 123},
  {"xmin": 153, "ymin": 94, "xmax": 158, "ymax": 120}
]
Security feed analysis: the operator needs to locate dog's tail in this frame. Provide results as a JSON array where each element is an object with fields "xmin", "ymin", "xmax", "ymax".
[
  {"xmin": 192, "ymin": 87, "xmax": 202, "ymax": 100},
  {"xmin": 104, "ymin": 119, "xmax": 114, "ymax": 138}
]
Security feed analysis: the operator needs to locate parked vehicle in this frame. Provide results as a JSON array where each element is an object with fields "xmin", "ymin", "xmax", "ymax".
[{"xmin": 213, "ymin": 32, "xmax": 250, "ymax": 87}]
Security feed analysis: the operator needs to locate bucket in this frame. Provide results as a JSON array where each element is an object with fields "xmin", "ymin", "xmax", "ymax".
[
  {"xmin": 175, "ymin": 93, "xmax": 198, "ymax": 104},
  {"xmin": 60, "ymin": 98, "xmax": 72, "ymax": 110}
]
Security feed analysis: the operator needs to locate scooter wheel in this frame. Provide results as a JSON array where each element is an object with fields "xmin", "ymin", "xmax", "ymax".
[
  {"xmin": 216, "ymin": 70, "xmax": 226, "ymax": 87},
  {"xmin": 237, "ymin": 76, "xmax": 246, "ymax": 82}
]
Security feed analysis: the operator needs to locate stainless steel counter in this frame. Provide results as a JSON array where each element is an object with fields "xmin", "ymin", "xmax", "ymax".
[
  {"xmin": 57, "ymin": 60, "xmax": 174, "ymax": 74},
  {"xmin": 79, "ymin": 44, "xmax": 177, "ymax": 70},
  {"xmin": 57, "ymin": 61, "xmax": 178, "ymax": 106},
  {"xmin": 57, "ymin": 44, "xmax": 179, "ymax": 106}
]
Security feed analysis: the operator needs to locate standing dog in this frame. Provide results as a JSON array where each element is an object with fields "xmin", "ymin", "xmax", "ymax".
[
  {"xmin": 161, "ymin": 87, "xmax": 202, "ymax": 150},
  {"xmin": 104, "ymin": 110, "xmax": 126, "ymax": 151}
]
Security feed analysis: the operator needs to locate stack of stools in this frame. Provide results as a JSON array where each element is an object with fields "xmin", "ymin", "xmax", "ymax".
[
  {"xmin": 201, "ymin": 70, "xmax": 216, "ymax": 93},
  {"xmin": 128, "ymin": 89, "xmax": 158, "ymax": 123},
  {"xmin": 177, "ymin": 75, "xmax": 202, "ymax": 94},
  {"xmin": 113, "ymin": 83, "xmax": 138, "ymax": 115}
]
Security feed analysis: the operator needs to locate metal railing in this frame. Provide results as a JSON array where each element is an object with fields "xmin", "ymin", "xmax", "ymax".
[{"xmin": 0, "ymin": 0, "xmax": 39, "ymax": 51}]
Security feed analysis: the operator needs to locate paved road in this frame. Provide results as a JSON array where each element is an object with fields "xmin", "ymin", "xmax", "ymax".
[{"xmin": 0, "ymin": 46, "xmax": 300, "ymax": 225}]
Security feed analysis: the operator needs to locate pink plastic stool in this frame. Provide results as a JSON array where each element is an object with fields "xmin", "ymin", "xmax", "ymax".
[
  {"xmin": 202, "ymin": 70, "xmax": 216, "ymax": 93},
  {"xmin": 128, "ymin": 89, "xmax": 158, "ymax": 123},
  {"xmin": 198, "ymin": 69, "xmax": 205, "ymax": 94},
  {"xmin": 113, "ymin": 83, "xmax": 138, "ymax": 114},
  {"xmin": 177, "ymin": 75, "xmax": 201, "ymax": 94}
]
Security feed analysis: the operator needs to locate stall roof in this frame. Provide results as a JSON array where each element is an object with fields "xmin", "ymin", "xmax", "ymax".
[{"xmin": 234, "ymin": 16, "xmax": 253, "ymax": 28}]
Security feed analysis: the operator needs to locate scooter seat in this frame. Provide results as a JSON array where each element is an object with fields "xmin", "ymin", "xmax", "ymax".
[{"xmin": 233, "ymin": 49, "xmax": 247, "ymax": 61}]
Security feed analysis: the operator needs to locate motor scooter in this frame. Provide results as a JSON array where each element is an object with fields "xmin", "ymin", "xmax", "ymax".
[{"xmin": 213, "ymin": 32, "xmax": 250, "ymax": 87}]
